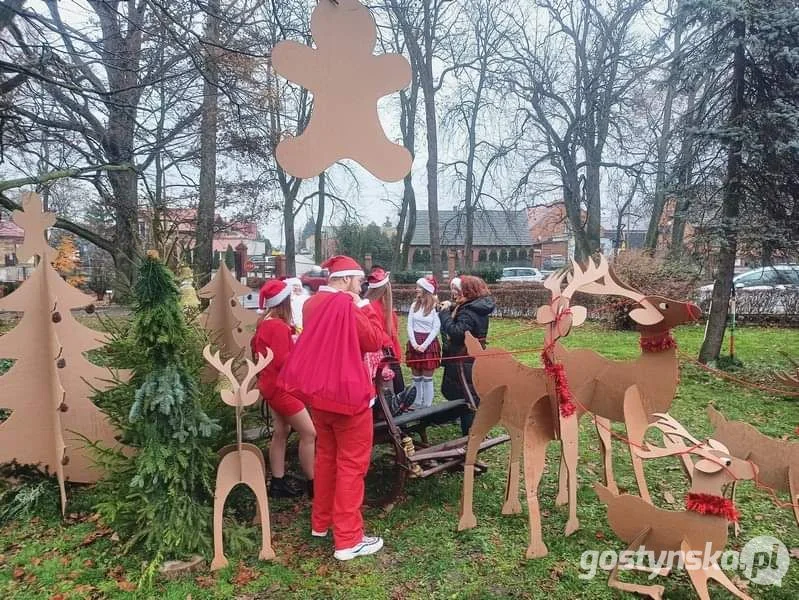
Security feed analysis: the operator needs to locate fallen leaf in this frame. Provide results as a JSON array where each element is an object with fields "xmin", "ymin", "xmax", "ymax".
[
  {"xmin": 790, "ymin": 548, "xmax": 799, "ymax": 560},
  {"xmin": 731, "ymin": 576, "xmax": 749, "ymax": 591},
  {"xmin": 595, "ymin": 531, "xmax": 605, "ymax": 540},
  {"xmin": 195, "ymin": 575, "xmax": 216, "ymax": 589},
  {"xmin": 108, "ymin": 565, "xmax": 125, "ymax": 581},
  {"xmin": 231, "ymin": 562, "xmax": 257, "ymax": 586},
  {"xmin": 81, "ymin": 528, "xmax": 112, "ymax": 547},
  {"xmin": 12, "ymin": 567, "xmax": 25, "ymax": 580},
  {"xmin": 117, "ymin": 579, "xmax": 137, "ymax": 592},
  {"xmin": 663, "ymin": 491, "xmax": 676, "ymax": 504},
  {"xmin": 88, "ymin": 513, "xmax": 101, "ymax": 523},
  {"xmin": 316, "ymin": 564, "xmax": 330, "ymax": 577},
  {"xmin": 49, "ymin": 594, "xmax": 67, "ymax": 600},
  {"xmin": 83, "ymin": 559, "xmax": 94, "ymax": 568},
  {"xmin": 31, "ymin": 557, "xmax": 42, "ymax": 566},
  {"xmin": 73, "ymin": 584, "xmax": 97, "ymax": 595},
  {"xmin": 60, "ymin": 557, "xmax": 70, "ymax": 566}
]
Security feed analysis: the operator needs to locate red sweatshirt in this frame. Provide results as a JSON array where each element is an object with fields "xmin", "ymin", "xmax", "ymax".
[{"xmin": 250, "ymin": 317, "xmax": 294, "ymax": 400}]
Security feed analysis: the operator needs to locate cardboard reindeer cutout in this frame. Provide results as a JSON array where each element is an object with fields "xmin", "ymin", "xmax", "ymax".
[
  {"xmin": 203, "ymin": 346, "xmax": 275, "ymax": 570},
  {"xmin": 706, "ymin": 406, "xmax": 799, "ymax": 527},
  {"xmin": 271, "ymin": 0, "xmax": 413, "ymax": 182},
  {"xmin": 596, "ymin": 413, "xmax": 758, "ymax": 600},
  {"xmin": 0, "ymin": 193, "xmax": 123, "ymax": 513},
  {"xmin": 775, "ymin": 355, "xmax": 799, "ymax": 390},
  {"xmin": 458, "ymin": 260, "xmax": 606, "ymax": 557},
  {"xmin": 550, "ymin": 256, "xmax": 701, "ymax": 504}
]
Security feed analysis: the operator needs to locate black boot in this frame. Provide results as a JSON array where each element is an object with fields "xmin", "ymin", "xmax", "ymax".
[{"xmin": 268, "ymin": 476, "xmax": 303, "ymax": 498}]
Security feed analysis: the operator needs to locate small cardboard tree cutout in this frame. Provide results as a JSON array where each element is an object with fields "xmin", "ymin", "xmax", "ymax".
[
  {"xmin": 271, "ymin": 0, "xmax": 413, "ymax": 182},
  {"xmin": 596, "ymin": 413, "xmax": 758, "ymax": 600},
  {"xmin": 203, "ymin": 346, "xmax": 275, "ymax": 570},
  {"xmin": 197, "ymin": 262, "xmax": 258, "ymax": 375},
  {"xmin": 0, "ymin": 192, "xmax": 122, "ymax": 513}
]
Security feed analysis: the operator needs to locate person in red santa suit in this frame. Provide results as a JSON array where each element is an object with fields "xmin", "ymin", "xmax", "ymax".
[
  {"xmin": 276, "ymin": 255, "xmax": 386, "ymax": 561},
  {"xmin": 251, "ymin": 280, "xmax": 315, "ymax": 498}
]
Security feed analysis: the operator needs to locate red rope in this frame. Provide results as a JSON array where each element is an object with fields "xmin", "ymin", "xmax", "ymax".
[{"xmin": 678, "ymin": 351, "xmax": 799, "ymax": 398}]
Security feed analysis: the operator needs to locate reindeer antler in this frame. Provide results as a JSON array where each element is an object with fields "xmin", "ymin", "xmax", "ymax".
[
  {"xmin": 203, "ymin": 345, "xmax": 238, "ymax": 391},
  {"xmin": 562, "ymin": 256, "xmax": 610, "ymax": 299},
  {"xmin": 634, "ymin": 413, "xmax": 728, "ymax": 463},
  {"xmin": 244, "ymin": 350, "xmax": 273, "ymax": 392}
]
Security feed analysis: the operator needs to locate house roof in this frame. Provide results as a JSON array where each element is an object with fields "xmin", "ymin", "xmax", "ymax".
[
  {"xmin": 0, "ymin": 218, "xmax": 24, "ymax": 239},
  {"xmin": 410, "ymin": 210, "xmax": 533, "ymax": 247}
]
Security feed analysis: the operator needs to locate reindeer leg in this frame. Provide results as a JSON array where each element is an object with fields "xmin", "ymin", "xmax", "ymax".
[
  {"xmin": 211, "ymin": 472, "xmax": 233, "ymax": 571},
  {"xmin": 789, "ymin": 466, "xmax": 799, "ymax": 528},
  {"xmin": 502, "ymin": 430, "xmax": 524, "ymax": 515},
  {"xmin": 607, "ymin": 527, "xmax": 665, "ymax": 600},
  {"xmin": 555, "ymin": 453, "xmax": 568, "ymax": 506},
  {"xmin": 459, "ymin": 386, "xmax": 505, "ymax": 530},
  {"xmin": 560, "ymin": 414, "xmax": 580, "ymax": 536},
  {"xmin": 623, "ymin": 386, "xmax": 653, "ymax": 504},
  {"xmin": 595, "ymin": 416, "xmax": 619, "ymax": 495},
  {"xmin": 250, "ymin": 477, "xmax": 276, "ymax": 561},
  {"xmin": 523, "ymin": 417, "xmax": 549, "ymax": 559},
  {"xmin": 702, "ymin": 557, "xmax": 753, "ymax": 600}
]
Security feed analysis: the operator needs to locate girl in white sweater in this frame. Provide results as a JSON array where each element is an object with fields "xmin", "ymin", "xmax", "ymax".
[{"xmin": 405, "ymin": 276, "xmax": 442, "ymax": 408}]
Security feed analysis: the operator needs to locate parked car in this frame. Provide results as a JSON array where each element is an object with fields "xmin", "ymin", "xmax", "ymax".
[
  {"xmin": 300, "ymin": 267, "xmax": 329, "ymax": 292},
  {"xmin": 696, "ymin": 264, "xmax": 799, "ymax": 314},
  {"xmin": 697, "ymin": 265, "xmax": 799, "ymax": 295},
  {"xmin": 499, "ymin": 266, "xmax": 545, "ymax": 283}
]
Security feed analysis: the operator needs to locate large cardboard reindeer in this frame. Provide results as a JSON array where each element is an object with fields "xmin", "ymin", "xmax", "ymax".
[
  {"xmin": 458, "ymin": 259, "xmax": 608, "ymax": 557},
  {"xmin": 203, "ymin": 346, "xmax": 275, "ymax": 570},
  {"xmin": 596, "ymin": 414, "xmax": 757, "ymax": 600},
  {"xmin": 550, "ymin": 257, "xmax": 701, "ymax": 503}
]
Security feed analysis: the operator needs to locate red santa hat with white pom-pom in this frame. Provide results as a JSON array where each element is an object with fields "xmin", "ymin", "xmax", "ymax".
[
  {"xmin": 322, "ymin": 255, "xmax": 365, "ymax": 279},
  {"xmin": 258, "ymin": 279, "xmax": 291, "ymax": 313}
]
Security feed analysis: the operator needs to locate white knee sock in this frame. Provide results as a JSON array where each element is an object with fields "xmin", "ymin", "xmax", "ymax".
[
  {"xmin": 422, "ymin": 377, "xmax": 434, "ymax": 408},
  {"xmin": 413, "ymin": 376, "xmax": 424, "ymax": 407}
]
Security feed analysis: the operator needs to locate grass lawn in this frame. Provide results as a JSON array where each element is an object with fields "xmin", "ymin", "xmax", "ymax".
[{"xmin": 1, "ymin": 317, "xmax": 798, "ymax": 599}]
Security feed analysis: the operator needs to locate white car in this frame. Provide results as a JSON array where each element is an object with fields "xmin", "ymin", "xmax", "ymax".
[
  {"xmin": 696, "ymin": 265, "xmax": 799, "ymax": 314},
  {"xmin": 697, "ymin": 265, "xmax": 799, "ymax": 295},
  {"xmin": 499, "ymin": 267, "xmax": 545, "ymax": 283}
]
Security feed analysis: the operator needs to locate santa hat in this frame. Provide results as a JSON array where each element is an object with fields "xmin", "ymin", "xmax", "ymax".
[
  {"xmin": 450, "ymin": 276, "xmax": 462, "ymax": 290},
  {"xmin": 322, "ymin": 255, "xmax": 364, "ymax": 279},
  {"xmin": 367, "ymin": 267, "xmax": 391, "ymax": 289},
  {"xmin": 284, "ymin": 277, "xmax": 302, "ymax": 288},
  {"xmin": 258, "ymin": 279, "xmax": 291, "ymax": 312},
  {"xmin": 416, "ymin": 275, "xmax": 437, "ymax": 294}
]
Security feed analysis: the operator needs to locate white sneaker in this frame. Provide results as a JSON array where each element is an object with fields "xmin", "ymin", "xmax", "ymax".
[
  {"xmin": 333, "ymin": 536, "xmax": 384, "ymax": 561},
  {"xmin": 311, "ymin": 529, "xmax": 328, "ymax": 538}
]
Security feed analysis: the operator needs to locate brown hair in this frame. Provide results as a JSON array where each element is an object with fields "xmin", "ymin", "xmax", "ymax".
[
  {"xmin": 365, "ymin": 282, "xmax": 394, "ymax": 338},
  {"xmin": 458, "ymin": 275, "xmax": 490, "ymax": 303},
  {"xmin": 263, "ymin": 295, "xmax": 293, "ymax": 326},
  {"xmin": 412, "ymin": 288, "xmax": 437, "ymax": 316}
]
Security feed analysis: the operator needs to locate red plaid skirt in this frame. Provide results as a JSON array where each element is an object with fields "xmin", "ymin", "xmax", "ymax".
[{"xmin": 405, "ymin": 331, "xmax": 441, "ymax": 371}]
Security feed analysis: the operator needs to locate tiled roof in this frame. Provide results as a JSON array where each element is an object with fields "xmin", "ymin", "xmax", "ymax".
[
  {"xmin": 0, "ymin": 218, "xmax": 24, "ymax": 239},
  {"xmin": 410, "ymin": 210, "xmax": 532, "ymax": 247}
]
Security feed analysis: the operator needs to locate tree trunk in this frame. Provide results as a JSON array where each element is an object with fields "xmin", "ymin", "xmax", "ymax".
[
  {"xmin": 562, "ymin": 161, "xmax": 592, "ymax": 261},
  {"xmin": 669, "ymin": 84, "xmax": 699, "ymax": 257},
  {"xmin": 584, "ymin": 163, "xmax": 602, "ymax": 257},
  {"xmin": 422, "ymin": 78, "xmax": 441, "ymax": 279},
  {"xmin": 699, "ymin": 18, "xmax": 746, "ymax": 364},
  {"xmin": 194, "ymin": 0, "xmax": 220, "ymax": 286},
  {"xmin": 645, "ymin": 24, "xmax": 682, "ymax": 252},
  {"xmin": 394, "ymin": 82, "xmax": 419, "ymax": 272},
  {"xmin": 283, "ymin": 191, "xmax": 296, "ymax": 277},
  {"xmin": 315, "ymin": 172, "xmax": 325, "ymax": 264}
]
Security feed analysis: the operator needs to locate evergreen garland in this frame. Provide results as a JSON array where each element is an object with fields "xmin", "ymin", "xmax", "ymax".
[{"xmin": 94, "ymin": 252, "xmax": 221, "ymax": 570}]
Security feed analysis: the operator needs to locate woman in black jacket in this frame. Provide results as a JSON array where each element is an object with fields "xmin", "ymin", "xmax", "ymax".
[{"xmin": 438, "ymin": 275, "xmax": 496, "ymax": 434}]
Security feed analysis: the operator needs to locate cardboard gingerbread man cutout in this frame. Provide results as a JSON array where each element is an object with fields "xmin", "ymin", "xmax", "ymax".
[{"xmin": 271, "ymin": 0, "xmax": 413, "ymax": 182}]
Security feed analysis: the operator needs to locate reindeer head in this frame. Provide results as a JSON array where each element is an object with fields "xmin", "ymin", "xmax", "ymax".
[
  {"xmin": 636, "ymin": 413, "xmax": 758, "ymax": 494},
  {"xmin": 537, "ymin": 257, "xmax": 609, "ymax": 346},
  {"xmin": 203, "ymin": 345, "xmax": 272, "ymax": 408},
  {"xmin": 574, "ymin": 260, "xmax": 700, "ymax": 332}
]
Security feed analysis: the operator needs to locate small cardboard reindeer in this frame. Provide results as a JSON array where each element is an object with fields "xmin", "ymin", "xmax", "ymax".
[
  {"xmin": 459, "ymin": 259, "xmax": 607, "ymax": 557},
  {"xmin": 595, "ymin": 413, "xmax": 757, "ymax": 600},
  {"xmin": 706, "ymin": 406, "xmax": 799, "ymax": 528},
  {"xmin": 203, "ymin": 346, "xmax": 275, "ymax": 570}
]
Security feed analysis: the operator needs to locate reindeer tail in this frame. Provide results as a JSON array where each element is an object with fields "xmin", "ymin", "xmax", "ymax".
[
  {"xmin": 706, "ymin": 405, "xmax": 726, "ymax": 428},
  {"xmin": 593, "ymin": 483, "xmax": 617, "ymax": 506}
]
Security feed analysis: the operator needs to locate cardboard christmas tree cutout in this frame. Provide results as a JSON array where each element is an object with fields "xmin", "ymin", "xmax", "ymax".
[
  {"xmin": 271, "ymin": 0, "xmax": 413, "ymax": 182},
  {"xmin": 197, "ymin": 262, "xmax": 258, "ymax": 366},
  {"xmin": 0, "ymin": 192, "xmax": 122, "ymax": 513}
]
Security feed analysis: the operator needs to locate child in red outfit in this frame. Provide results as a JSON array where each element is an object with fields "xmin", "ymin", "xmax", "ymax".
[{"xmin": 252, "ymin": 279, "xmax": 315, "ymax": 498}]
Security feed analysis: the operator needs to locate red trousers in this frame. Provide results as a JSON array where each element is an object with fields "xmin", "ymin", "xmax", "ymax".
[{"xmin": 311, "ymin": 406, "xmax": 374, "ymax": 550}]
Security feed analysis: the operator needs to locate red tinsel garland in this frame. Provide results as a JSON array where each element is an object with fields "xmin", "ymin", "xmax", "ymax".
[
  {"xmin": 639, "ymin": 331, "xmax": 677, "ymax": 353},
  {"xmin": 541, "ymin": 351, "xmax": 576, "ymax": 418},
  {"xmin": 686, "ymin": 492, "xmax": 740, "ymax": 523}
]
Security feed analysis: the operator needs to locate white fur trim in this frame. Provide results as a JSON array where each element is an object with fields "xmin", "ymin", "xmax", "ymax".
[
  {"xmin": 416, "ymin": 277, "xmax": 434, "ymax": 294},
  {"xmin": 356, "ymin": 298, "xmax": 370, "ymax": 308},
  {"xmin": 264, "ymin": 286, "xmax": 291, "ymax": 308},
  {"xmin": 450, "ymin": 277, "xmax": 462, "ymax": 289},
  {"xmin": 284, "ymin": 277, "xmax": 302, "ymax": 287},
  {"xmin": 328, "ymin": 269, "xmax": 365, "ymax": 278},
  {"xmin": 368, "ymin": 272, "xmax": 391, "ymax": 289}
]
